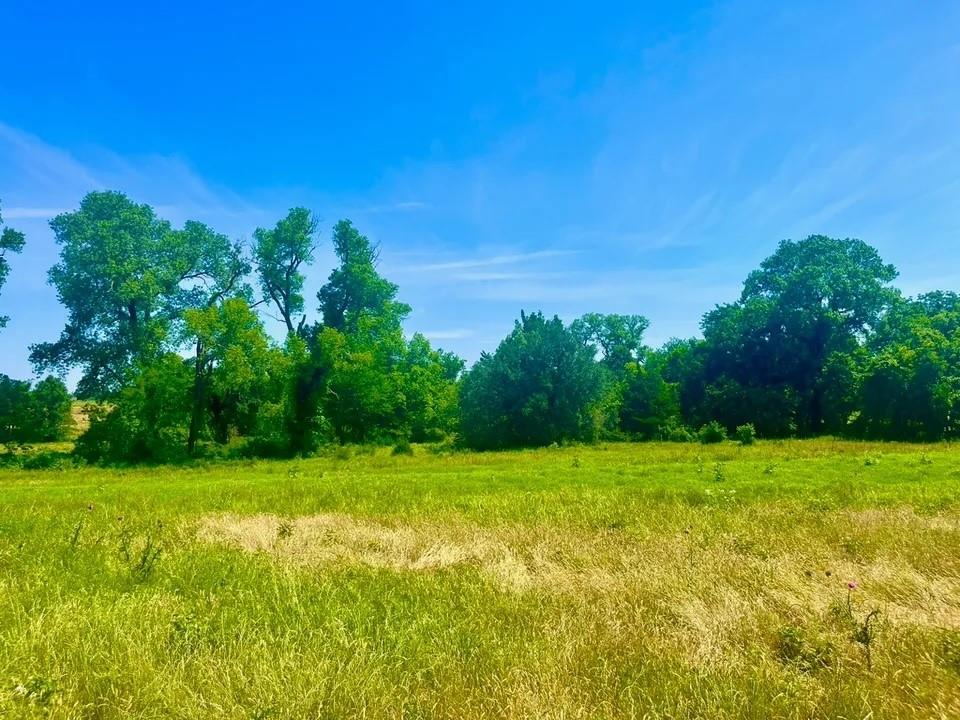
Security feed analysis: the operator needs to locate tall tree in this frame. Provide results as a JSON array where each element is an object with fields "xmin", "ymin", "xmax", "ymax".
[
  {"xmin": 0, "ymin": 200, "xmax": 26, "ymax": 329},
  {"xmin": 459, "ymin": 311, "xmax": 604, "ymax": 449},
  {"xmin": 697, "ymin": 236, "xmax": 898, "ymax": 435},
  {"xmin": 184, "ymin": 298, "xmax": 277, "ymax": 447},
  {"xmin": 854, "ymin": 291, "xmax": 960, "ymax": 440},
  {"xmin": 253, "ymin": 208, "xmax": 317, "ymax": 336},
  {"xmin": 30, "ymin": 192, "xmax": 199, "ymax": 397},
  {"xmin": 173, "ymin": 221, "xmax": 251, "ymax": 454},
  {"xmin": 317, "ymin": 219, "xmax": 410, "ymax": 333}
]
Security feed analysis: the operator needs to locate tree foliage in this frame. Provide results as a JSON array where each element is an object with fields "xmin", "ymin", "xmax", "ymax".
[
  {"xmin": 571, "ymin": 313, "xmax": 649, "ymax": 373},
  {"xmin": 317, "ymin": 220, "xmax": 410, "ymax": 333},
  {"xmin": 0, "ymin": 374, "xmax": 73, "ymax": 443},
  {"xmin": 0, "ymin": 199, "xmax": 26, "ymax": 329},
  {"xmin": 11, "ymin": 191, "xmax": 959, "ymax": 462},
  {"xmin": 29, "ymin": 192, "xmax": 248, "ymax": 398},
  {"xmin": 459, "ymin": 312, "xmax": 604, "ymax": 449},
  {"xmin": 853, "ymin": 292, "xmax": 960, "ymax": 440},
  {"xmin": 253, "ymin": 208, "xmax": 317, "ymax": 336},
  {"xmin": 692, "ymin": 236, "xmax": 899, "ymax": 436}
]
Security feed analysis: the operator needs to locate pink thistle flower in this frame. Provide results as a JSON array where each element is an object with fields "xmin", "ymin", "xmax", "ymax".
[{"xmin": 847, "ymin": 581, "xmax": 858, "ymax": 590}]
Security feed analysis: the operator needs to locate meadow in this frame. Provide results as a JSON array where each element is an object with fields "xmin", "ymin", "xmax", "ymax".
[{"xmin": 1, "ymin": 440, "xmax": 959, "ymax": 719}]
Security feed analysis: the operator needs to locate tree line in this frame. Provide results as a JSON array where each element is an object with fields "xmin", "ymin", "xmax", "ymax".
[{"xmin": 0, "ymin": 191, "xmax": 958, "ymax": 462}]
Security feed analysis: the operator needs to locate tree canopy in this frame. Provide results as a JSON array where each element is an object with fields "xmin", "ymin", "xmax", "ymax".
[
  {"xmin": 459, "ymin": 311, "xmax": 604, "ymax": 449},
  {"xmin": 694, "ymin": 236, "xmax": 901, "ymax": 436},
  {"xmin": 0, "ymin": 200, "xmax": 26, "ymax": 330},
  {"xmin": 317, "ymin": 220, "xmax": 410, "ymax": 333},
  {"xmin": 6, "ymin": 190, "xmax": 959, "ymax": 462},
  {"xmin": 253, "ymin": 208, "xmax": 317, "ymax": 336},
  {"xmin": 28, "ymin": 192, "xmax": 240, "ymax": 398}
]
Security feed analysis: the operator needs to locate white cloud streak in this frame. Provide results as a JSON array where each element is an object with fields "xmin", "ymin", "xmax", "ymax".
[{"xmin": 400, "ymin": 249, "xmax": 578, "ymax": 273}]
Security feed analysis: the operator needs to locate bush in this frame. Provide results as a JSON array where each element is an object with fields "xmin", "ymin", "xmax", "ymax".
[
  {"xmin": 734, "ymin": 423, "xmax": 757, "ymax": 445},
  {"xmin": 427, "ymin": 435, "xmax": 458, "ymax": 455},
  {"xmin": 392, "ymin": 438, "xmax": 414, "ymax": 456},
  {"xmin": 698, "ymin": 420, "xmax": 727, "ymax": 444},
  {"xmin": 21, "ymin": 450, "xmax": 76, "ymax": 470},
  {"xmin": 662, "ymin": 423, "xmax": 695, "ymax": 443}
]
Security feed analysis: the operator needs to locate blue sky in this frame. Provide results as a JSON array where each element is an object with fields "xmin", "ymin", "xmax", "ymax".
[{"xmin": 1, "ymin": 1, "xmax": 959, "ymax": 381}]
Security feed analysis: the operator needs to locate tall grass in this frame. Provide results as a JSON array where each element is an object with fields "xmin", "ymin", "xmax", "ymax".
[{"xmin": 0, "ymin": 439, "xmax": 958, "ymax": 718}]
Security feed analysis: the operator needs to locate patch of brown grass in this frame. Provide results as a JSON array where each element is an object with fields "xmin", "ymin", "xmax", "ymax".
[{"xmin": 197, "ymin": 508, "xmax": 960, "ymax": 670}]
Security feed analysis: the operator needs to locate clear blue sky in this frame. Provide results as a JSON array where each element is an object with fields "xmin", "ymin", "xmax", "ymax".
[{"xmin": 1, "ymin": 1, "xmax": 959, "ymax": 381}]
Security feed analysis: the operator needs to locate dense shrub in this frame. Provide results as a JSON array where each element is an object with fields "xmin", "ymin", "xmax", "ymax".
[
  {"xmin": 392, "ymin": 438, "xmax": 414, "ymax": 456},
  {"xmin": 698, "ymin": 420, "xmax": 727, "ymax": 444},
  {"xmin": 734, "ymin": 423, "xmax": 757, "ymax": 445},
  {"xmin": 664, "ymin": 424, "xmax": 695, "ymax": 443}
]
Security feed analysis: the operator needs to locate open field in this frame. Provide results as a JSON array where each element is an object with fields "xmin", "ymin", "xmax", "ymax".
[{"xmin": 1, "ymin": 440, "xmax": 959, "ymax": 719}]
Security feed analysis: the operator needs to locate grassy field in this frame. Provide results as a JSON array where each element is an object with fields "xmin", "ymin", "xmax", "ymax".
[{"xmin": 1, "ymin": 440, "xmax": 959, "ymax": 719}]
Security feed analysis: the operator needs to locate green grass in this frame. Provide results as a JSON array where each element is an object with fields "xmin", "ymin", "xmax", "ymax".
[{"xmin": 1, "ymin": 439, "xmax": 959, "ymax": 718}]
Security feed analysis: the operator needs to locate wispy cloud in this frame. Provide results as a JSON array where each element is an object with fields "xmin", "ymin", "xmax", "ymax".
[
  {"xmin": 349, "ymin": 200, "xmax": 430, "ymax": 215},
  {"xmin": 1, "ymin": 207, "xmax": 70, "ymax": 220},
  {"xmin": 401, "ymin": 249, "xmax": 578, "ymax": 272},
  {"xmin": 420, "ymin": 329, "xmax": 475, "ymax": 340},
  {"xmin": 451, "ymin": 271, "xmax": 572, "ymax": 282},
  {"xmin": 0, "ymin": 123, "xmax": 271, "ymax": 237}
]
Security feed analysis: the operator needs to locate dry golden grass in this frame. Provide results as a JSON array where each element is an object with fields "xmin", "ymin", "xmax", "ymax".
[{"xmin": 198, "ymin": 507, "xmax": 960, "ymax": 665}]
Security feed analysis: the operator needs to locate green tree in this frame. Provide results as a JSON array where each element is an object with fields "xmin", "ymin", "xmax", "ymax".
[
  {"xmin": 659, "ymin": 338, "xmax": 710, "ymax": 429},
  {"xmin": 571, "ymin": 313, "xmax": 649, "ymax": 373},
  {"xmin": 0, "ymin": 200, "xmax": 26, "ymax": 329},
  {"xmin": 172, "ymin": 222, "xmax": 251, "ymax": 453},
  {"xmin": 570, "ymin": 313, "xmax": 653, "ymax": 437},
  {"xmin": 279, "ymin": 218, "xmax": 432, "ymax": 447},
  {"xmin": 400, "ymin": 333, "xmax": 464, "ymax": 442},
  {"xmin": 27, "ymin": 376, "xmax": 74, "ymax": 441},
  {"xmin": 696, "ymin": 236, "xmax": 898, "ymax": 435},
  {"xmin": 253, "ymin": 208, "xmax": 318, "ymax": 336},
  {"xmin": 459, "ymin": 311, "xmax": 604, "ymax": 449},
  {"xmin": 317, "ymin": 220, "xmax": 410, "ymax": 333},
  {"xmin": 619, "ymin": 352, "xmax": 680, "ymax": 439},
  {"xmin": 320, "ymin": 315, "xmax": 407, "ymax": 443},
  {"xmin": 30, "ymin": 192, "xmax": 229, "ymax": 398},
  {"xmin": 854, "ymin": 292, "xmax": 960, "ymax": 440},
  {"xmin": 0, "ymin": 375, "xmax": 32, "ymax": 443},
  {"xmin": 74, "ymin": 354, "xmax": 193, "ymax": 464},
  {"xmin": 184, "ymin": 298, "xmax": 277, "ymax": 448}
]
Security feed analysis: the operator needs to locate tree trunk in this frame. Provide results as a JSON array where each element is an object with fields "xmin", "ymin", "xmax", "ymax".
[{"xmin": 188, "ymin": 339, "xmax": 205, "ymax": 455}]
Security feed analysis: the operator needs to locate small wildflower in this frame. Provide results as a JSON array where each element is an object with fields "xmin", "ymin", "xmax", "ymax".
[
  {"xmin": 847, "ymin": 581, "xmax": 858, "ymax": 591},
  {"xmin": 825, "ymin": 570, "xmax": 832, "ymax": 577}
]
